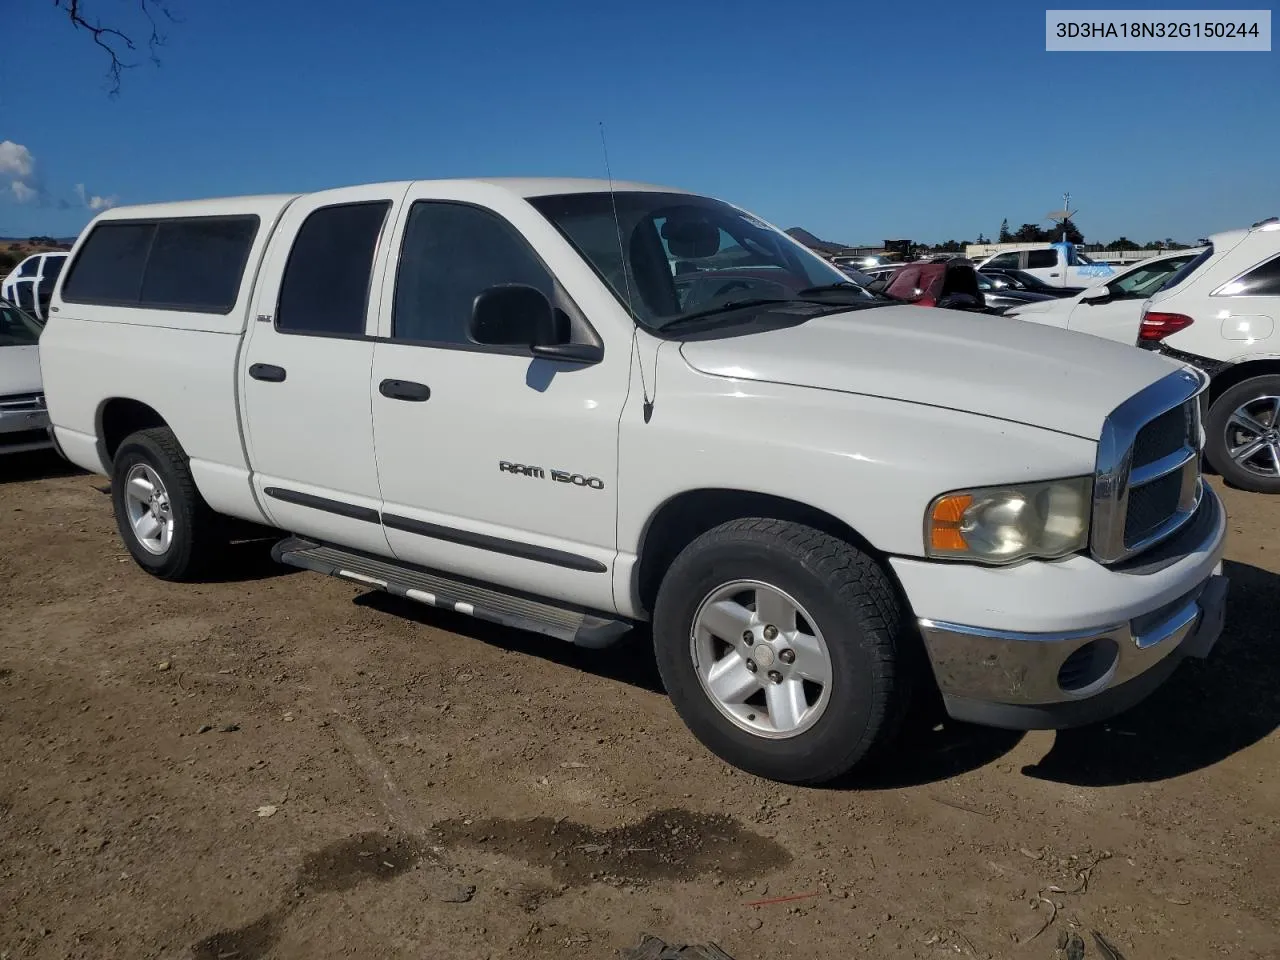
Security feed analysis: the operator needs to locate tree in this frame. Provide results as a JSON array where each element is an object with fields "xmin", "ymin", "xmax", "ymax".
[
  {"xmin": 1012, "ymin": 223, "xmax": 1042, "ymax": 242},
  {"xmin": 1106, "ymin": 237, "xmax": 1141, "ymax": 251},
  {"xmin": 53, "ymin": 1, "xmax": 179, "ymax": 95},
  {"xmin": 998, "ymin": 219, "xmax": 1012, "ymax": 243},
  {"xmin": 974, "ymin": 233, "xmax": 988, "ymax": 245},
  {"xmin": 1057, "ymin": 218, "xmax": 1085, "ymax": 245}
]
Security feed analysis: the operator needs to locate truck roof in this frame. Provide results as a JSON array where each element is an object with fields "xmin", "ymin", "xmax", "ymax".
[{"xmin": 90, "ymin": 178, "xmax": 690, "ymax": 224}]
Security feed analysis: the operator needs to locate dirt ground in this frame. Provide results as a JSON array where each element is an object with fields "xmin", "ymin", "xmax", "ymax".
[{"xmin": 1, "ymin": 452, "xmax": 1276, "ymax": 960}]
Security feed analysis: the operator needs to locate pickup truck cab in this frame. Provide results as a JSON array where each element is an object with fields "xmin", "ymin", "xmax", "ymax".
[
  {"xmin": 40, "ymin": 178, "xmax": 1228, "ymax": 784},
  {"xmin": 977, "ymin": 243, "xmax": 1117, "ymax": 288}
]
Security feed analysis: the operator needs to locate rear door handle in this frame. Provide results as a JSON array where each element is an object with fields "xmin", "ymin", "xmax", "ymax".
[
  {"xmin": 379, "ymin": 378, "xmax": 431, "ymax": 402},
  {"xmin": 249, "ymin": 363, "xmax": 287, "ymax": 382}
]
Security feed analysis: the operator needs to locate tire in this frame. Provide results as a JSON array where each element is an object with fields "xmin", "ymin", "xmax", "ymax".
[
  {"xmin": 1204, "ymin": 375, "xmax": 1280, "ymax": 494},
  {"xmin": 110, "ymin": 427, "xmax": 223, "ymax": 580},
  {"xmin": 652, "ymin": 518, "xmax": 910, "ymax": 785}
]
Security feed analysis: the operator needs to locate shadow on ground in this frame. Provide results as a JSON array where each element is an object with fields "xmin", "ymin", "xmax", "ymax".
[
  {"xmin": 0, "ymin": 450, "xmax": 83, "ymax": 485},
  {"xmin": 354, "ymin": 591, "xmax": 666, "ymax": 693},
  {"xmin": 354, "ymin": 592, "xmax": 1023, "ymax": 786},
  {"xmin": 1025, "ymin": 559, "xmax": 1278, "ymax": 786}
]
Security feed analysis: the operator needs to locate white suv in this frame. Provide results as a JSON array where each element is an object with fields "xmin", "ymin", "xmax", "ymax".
[{"xmin": 1140, "ymin": 219, "xmax": 1280, "ymax": 492}]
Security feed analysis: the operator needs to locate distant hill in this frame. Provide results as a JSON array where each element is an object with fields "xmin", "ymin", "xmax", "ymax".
[
  {"xmin": 0, "ymin": 236, "xmax": 77, "ymax": 245},
  {"xmin": 785, "ymin": 227, "xmax": 847, "ymax": 254}
]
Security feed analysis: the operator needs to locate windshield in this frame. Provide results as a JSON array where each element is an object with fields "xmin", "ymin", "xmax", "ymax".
[
  {"xmin": 1111, "ymin": 255, "xmax": 1196, "ymax": 298},
  {"xmin": 0, "ymin": 301, "xmax": 44, "ymax": 346},
  {"xmin": 528, "ymin": 191, "xmax": 876, "ymax": 331}
]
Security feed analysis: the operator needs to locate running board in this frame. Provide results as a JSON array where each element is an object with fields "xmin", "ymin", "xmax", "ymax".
[{"xmin": 271, "ymin": 537, "xmax": 632, "ymax": 648}]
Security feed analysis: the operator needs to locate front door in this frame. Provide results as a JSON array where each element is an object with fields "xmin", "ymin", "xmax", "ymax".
[
  {"xmin": 369, "ymin": 186, "xmax": 628, "ymax": 612},
  {"xmin": 241, "ymin": 184, "xmax": 405, "ymax": 555}
]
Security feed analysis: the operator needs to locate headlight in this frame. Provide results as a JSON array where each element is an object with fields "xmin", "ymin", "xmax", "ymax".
[{"xmin": 925, "ymin": 477, "xmax": 1092, "ymax": 564}]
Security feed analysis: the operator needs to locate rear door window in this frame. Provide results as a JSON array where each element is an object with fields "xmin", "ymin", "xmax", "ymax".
[
  {"xmin": 1217, "ymin": 255, "xmax": 1280, "ymax": 297},
  {"xmin": 276, "ymin": 202, "xmax": 390, "ymax": 336},
  {"xmin": 1027, "ymin": 250, "xmax": 1058, "ymax": 269}
]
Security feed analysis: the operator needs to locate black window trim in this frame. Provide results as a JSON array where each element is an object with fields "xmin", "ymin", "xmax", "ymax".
[
  {"xmin": 1211, "ymin": 252, "xmax": 1280, "ymax": 298},
  {"xmin": 384, "ymin": 198, "xmax": 603, "ymax": 358},
  {"xmin": 273, "ymin": 199, "xmax": 393, "ymax": 340},
  {"xmin": 60, "ymin": 214, "xmax": 262, "ymax": 315}
]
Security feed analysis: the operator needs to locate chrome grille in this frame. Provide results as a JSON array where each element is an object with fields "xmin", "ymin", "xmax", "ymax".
[
  {"xmin": 1124, "ymin": 471, "xmax": 1184, "ymax": 546},
  {"xmin": 1091, "ymin": 369, "xmax": 1205, "ymax": 564},
  {"xmin": 0, "ymin": 392, "xmax": 45, "ymax": 413}
]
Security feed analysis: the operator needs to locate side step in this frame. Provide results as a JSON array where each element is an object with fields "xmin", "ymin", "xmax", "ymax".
[{"xmin": 271, "ymin": 537, "xmax": 633, "ymax": 648}]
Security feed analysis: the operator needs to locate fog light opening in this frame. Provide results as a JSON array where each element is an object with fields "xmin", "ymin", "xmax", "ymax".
[{"xmin": 1057, "ymin": 638, "xmax": 1120, "ymax": 697}]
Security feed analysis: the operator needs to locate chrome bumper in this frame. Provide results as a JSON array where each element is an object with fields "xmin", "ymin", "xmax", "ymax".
[
  {"xmin": 919, "ymin": 569, "xmax": 1228, "ymax": 730},
  {"xmin": 0, "ymin": 406, "xmax": 54, "ymax": 454}
]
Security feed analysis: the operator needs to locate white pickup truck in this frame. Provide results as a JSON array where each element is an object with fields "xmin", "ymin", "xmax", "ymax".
[
  {"xmin": 976, "ymin": 243, "xmax": 1117, "ymax": 288},
  {"xmin": 39, "ymin": 178, "xmax": 1228, "ymax": 784}
]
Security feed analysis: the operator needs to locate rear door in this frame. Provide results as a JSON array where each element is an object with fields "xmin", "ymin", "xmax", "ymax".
[{"xmin": 240, "ymin": 184, "xmax": 406, "ymax": 555}]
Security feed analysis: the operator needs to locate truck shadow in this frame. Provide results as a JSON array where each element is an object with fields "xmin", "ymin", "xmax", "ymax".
[
  {"xmin": 353, "ymin": 593, "xmax": 1023, "ymax": 784},
  {"xmin": 353, "ymin": 592, "xmax": 667, "ymax": 693},
  {"xmin": 1023, "ymin": 559, "xmax": 1279, "ymax": 786},
  {"xmin": 0, "ymin": 450, "xmax": 84, "ymax": 484}
]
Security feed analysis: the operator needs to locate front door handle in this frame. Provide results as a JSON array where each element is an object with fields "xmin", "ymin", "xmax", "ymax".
[
  {"xmin": 249, "ymin": 363, "xmax": 287, "ymax": 382},
  {"xmin": 379, "ymin": 379, "xmax": 431, "ymax": 402}
]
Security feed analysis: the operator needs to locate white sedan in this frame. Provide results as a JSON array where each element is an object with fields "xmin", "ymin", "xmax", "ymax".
[
  {"xmin": 0, "ymin": 298, "xmax": 52, "ymax": 455},
  {"xmin": 1005, "ymin": 249, "xmax": 1203, "ymax": 344}
]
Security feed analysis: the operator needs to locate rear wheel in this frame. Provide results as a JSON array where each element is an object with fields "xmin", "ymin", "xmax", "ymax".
[
  {"xmin": 652, "ymin": 518, "xmax": 911, "ymax": 784},
  {"xmin": 1205, "ymin": 375, "xmax": 1280, "ymax": 494},
  {"xmin": 111, "ymin": 427, "xmax": 224, "ymax": 580}
]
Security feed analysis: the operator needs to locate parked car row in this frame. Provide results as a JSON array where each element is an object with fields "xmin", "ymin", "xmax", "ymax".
[{"xmin": 29, "ymin": 177, "xmax": 1228, "ymax": 787}]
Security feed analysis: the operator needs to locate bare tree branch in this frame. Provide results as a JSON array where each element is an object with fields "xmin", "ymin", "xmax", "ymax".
[{"xmin": 54, "ymin": 0, "xmax": 178, "ymax": 96}]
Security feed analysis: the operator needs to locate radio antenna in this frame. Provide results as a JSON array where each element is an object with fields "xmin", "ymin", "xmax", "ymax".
[{"xmin": 600, "ymin": 121, "xmax": 653, "ymax": 422}]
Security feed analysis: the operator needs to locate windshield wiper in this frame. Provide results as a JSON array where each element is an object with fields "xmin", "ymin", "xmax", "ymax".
[
  {"xmin": 658, "ymin": 297, "xmax": 797, "ymax": 330},
  {"xmin": 797, "ymin": 282, "xmax": 862, "ymax": 294}
]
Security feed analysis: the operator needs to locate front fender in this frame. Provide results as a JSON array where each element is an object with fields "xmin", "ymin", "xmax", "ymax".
[{"xmin": 616, "ymin": 361, "xmax": 1098, "ymax": 599}]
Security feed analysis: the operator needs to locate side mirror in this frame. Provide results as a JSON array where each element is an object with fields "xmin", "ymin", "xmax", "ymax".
[
  {"xmin": 1080, "ymin": 285, "xmax": 1112, "ymax": 305},
  {"xmin": 469, "ymin": 284, "xmax": 566, "ymax": 347}
]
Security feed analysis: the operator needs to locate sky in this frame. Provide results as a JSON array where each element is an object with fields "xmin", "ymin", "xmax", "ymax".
[{"xmin": 1, "ymin": 0, "xmax": 1277, "ymax": 245}]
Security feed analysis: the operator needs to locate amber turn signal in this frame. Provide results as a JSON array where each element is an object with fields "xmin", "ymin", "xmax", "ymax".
[{"xmin": 929, "ymin": 493, "xmax": 972, "ymax": 552}]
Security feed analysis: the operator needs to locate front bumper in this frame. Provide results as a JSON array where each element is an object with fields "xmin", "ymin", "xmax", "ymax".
[
  {"xmin": 920, "ymin": 571, "xmax": 1226, "ymax": 729},
  {"xmin": 899, "ymin": 485, "xmax": 1228, "ymax": 730},
  {"xmin": 0, "ymin": 406, "xmax": 53, "ymax": 455}
]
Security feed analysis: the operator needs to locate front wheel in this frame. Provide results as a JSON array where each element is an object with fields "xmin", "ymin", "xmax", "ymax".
[
  {"xmin": 1204, "ymin": 375, "xmax": 1280, "ymax": 494},
  {"xmin": 652, "ymin": 518, "xmax": 911, "ymax": 784}
]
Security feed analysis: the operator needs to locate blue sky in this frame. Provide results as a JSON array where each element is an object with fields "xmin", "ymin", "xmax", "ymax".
[{"xmin": 1, "ymin": 1, "xmax": 1276, "ymax": 244}]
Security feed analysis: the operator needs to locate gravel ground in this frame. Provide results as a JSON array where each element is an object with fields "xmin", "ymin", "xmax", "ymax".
[{"xmin": 1, "ymin": 451, "xmax": 1276, "ymax": 960}]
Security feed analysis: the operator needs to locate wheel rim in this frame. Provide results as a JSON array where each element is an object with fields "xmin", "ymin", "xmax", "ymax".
[
  {"xmin": 689, "ymin": 580, "xmax": 833, "ymax": 740},
  {"xmin": 123, "ymin": 463, "xmax": 175, "ymax": 555},
  {"xmin": 1225, "ymin": 395, "xmax": 1280, "ymax": 479}
]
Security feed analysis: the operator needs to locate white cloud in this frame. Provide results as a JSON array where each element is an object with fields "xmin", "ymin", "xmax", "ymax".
[
  {"xmin": 75, "ymin": 182, "xmax": 118, "ymax": 211},
  {"xmin": 2, "ymin": 143, "xmax": 119, "ymax": 210},
  {"xmin": 0, "ymin": 140, "xmax": 35, "ymax": 179},
  {"xmin": 1, "ymin": 140, "xmax": 39, "ymax": 203}
]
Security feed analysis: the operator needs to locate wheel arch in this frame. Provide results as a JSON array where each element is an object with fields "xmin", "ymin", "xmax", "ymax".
[
  {"xmin": 96, "ymin": 398, "xmax": 169, "ymax": 468},
  {"xmin": 633, "ymin": 488, "xmax": 897, "ymax": 617},
  {"xmin": 1207, "ymin": 357, "xmax": 1280, "ymax": 406}
]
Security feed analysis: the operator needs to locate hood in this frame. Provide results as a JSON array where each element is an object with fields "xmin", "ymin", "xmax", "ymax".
[
  {"xmin": 1004, "ymin": 295, "xmax": 1070, "ymax": 317},
  {"xmin": 678, "ymin": 305, "xmax": 1185, "ymax": 440},
  {"xmin": 0, "ymin": 345, "xmax": 43, "ymax": 395}
]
